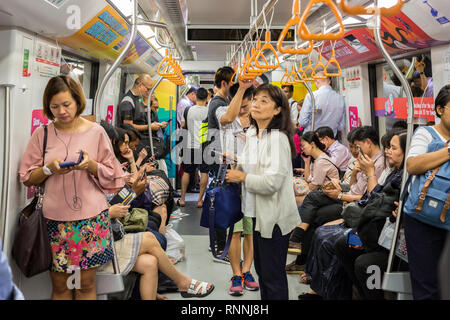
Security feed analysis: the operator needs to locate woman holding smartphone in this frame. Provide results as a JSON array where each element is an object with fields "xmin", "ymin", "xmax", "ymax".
[
  {"xmin": 225, "ymin": 84, "xmax": 300, "ymax": 300},
  {"xmin": 19, "ymin": 75, "xmax": 124, "ymax": 300}
]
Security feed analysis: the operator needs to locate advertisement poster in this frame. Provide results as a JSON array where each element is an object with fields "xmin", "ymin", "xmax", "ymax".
[
  {"xmin": 349, "ymin": 106, "xmax": 360, "ymax": 131},
  {"xmin": 27, "ymin": 110, "xmax": 49, "ymax": 199},
  {"xmin": 106, "ymin": 105, "xmax": 114, "ymax": 124},
  {"xmin": 374, "ymin": 97, "xmax": 435, "ymax": 122}
]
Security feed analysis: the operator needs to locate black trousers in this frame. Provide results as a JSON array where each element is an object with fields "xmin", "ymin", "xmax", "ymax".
[
  {"xmin": 253, "ymin": 219, "xmax": 290, "ymax": 300},
  {"xmin": 295, "ymin": 203, "xmax": 343, "ymax": 265},
  {"xmin": 404, "ymin": 214, "xmax": 447, "ymax": 300},
  {"xmin": 300, "ymin": 190, "xmax": 342, "ymax": 224}
]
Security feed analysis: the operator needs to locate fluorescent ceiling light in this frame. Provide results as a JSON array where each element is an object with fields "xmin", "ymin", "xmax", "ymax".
[
  {"xmin": 343, "ymin": 17, "xmax": 361, "ymax": 25},
  {"xmin": 138, "ymin": 26, "xmax": 155, "ymax": 39},
  {"xmin": 110, "ymin": 0, "xmax": 133, "ymax": 17}
]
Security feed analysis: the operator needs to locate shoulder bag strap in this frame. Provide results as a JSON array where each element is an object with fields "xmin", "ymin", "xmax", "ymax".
[{"xmin": 39, "ymin": 125, "xmax": 48, "ymax": 195}]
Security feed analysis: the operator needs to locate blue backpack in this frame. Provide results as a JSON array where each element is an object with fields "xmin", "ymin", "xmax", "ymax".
[{"xmin": 403, "ymin": 126, "xmax": 450, "ymax": 230}]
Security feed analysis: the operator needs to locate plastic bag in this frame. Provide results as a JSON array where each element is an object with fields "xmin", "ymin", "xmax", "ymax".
[
  {"xmin": 165, "ymin": 224, "xmax": 185, "ymax": 264},
  {"xmin": 378, "ymin": 218, "xmax": 408, "ymax": 262}
]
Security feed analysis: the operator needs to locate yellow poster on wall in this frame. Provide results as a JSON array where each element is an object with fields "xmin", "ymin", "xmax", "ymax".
[{"xmin": 271, "ymin": 81, "xmax": 317, "ymax": 102}]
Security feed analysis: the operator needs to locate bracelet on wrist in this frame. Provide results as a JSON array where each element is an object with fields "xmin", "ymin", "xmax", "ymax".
[{"xmin": 366, "ymin": 174, "xmax": 376, "ymax": 180}]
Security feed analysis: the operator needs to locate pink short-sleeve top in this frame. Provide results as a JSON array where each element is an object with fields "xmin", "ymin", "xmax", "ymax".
[{"xmin": 19, "ymin": 122, "xmax": 124, "ymax": 221}]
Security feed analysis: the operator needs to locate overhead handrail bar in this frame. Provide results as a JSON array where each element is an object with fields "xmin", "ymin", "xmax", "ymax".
[
  {"xmin": 95, "ymin": 0, "xmax": 138, "ymax": 123},
  {"xmin": 298, "ymin": 0, "xmax": 345, "ymax": 41},
  {"xmin": 339, "ymin": 0, "xmax": 404, "ymax": 17},
  {"xmin": 229, "ymin": 0, "xmax": 279, "ymax": 66},
  {"xmin": 277, "ymin": 0, "xmax": 314, "ymax": 55}
]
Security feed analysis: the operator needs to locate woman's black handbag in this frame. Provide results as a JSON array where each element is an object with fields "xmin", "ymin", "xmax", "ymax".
[{"xmin": 11, "ymin": 125, "xmax": 52, "ymax": 277}]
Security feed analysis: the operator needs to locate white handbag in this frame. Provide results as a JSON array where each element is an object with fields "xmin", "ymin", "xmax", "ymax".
[{"xmin": 378, "ymin": 217, "xmax": 408, "ymax": 263}]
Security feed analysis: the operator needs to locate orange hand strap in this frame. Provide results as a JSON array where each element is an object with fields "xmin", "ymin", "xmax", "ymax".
[
  {"xmin": 277, "ymin": 0, "xmax": 313, "ymax": 55},
  {"xmin": 281, "ymin": 67, "xmax": 293, "ymax": 85},
  {"xmin": 302, "ymin": 58, "xmax": 315, "ymax": 82},
  {"xmin": 255, "ymin": 31, "xmax": 280, "ymax": 70},
  {"xmin": 324, "ymin": 48, "xmax": 341, "ymax": 77},
  {"xmin": 339, "ymin": 0, "xmax": 404, "ymax": 17},
  {"xmin": 313, "ymin": 54, "xmax": 327, "ymax": 79},
  {"xmin": 299, "ymin": 0, "xmax": 345, "ymax": 41}
]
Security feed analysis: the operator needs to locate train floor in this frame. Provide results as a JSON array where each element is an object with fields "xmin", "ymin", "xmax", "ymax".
[{"xmin": 164, "ymin": 192, "xmax": 310, "ymax": 300}]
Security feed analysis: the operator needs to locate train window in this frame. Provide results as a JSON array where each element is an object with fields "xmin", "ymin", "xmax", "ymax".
[
  {"xmin": 60, "ymin": 53, "xmax": 94, "ymax": 115},
  {"xmin": 376, "ymin": 51, "xmax": 434, "ymax": 135}
]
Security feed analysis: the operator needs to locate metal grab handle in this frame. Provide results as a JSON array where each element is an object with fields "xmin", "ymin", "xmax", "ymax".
[
  {"xmin": 298, "ymin": 0, "xmax": 345, "ymax": 41},
  {"xmin": 324, "ymin": 49, "xmax": 342, "ymax": 77},
  {"xmin": 277, "ymin": 0, "xmax": 313, "ymax": 55},
  {"xmin": 95, "ymin": 0, "xmax": 137, "ymax": 123},
  {"xmin": 339, "ymin": 0, "xmax": 404, "ymax": 17},
  {"xmin": 255, "ymin": 31, "xmax": 280, "ymax": 70},
  {"xmin": 371, "ymin": 8, "xmax": 414, "ymax": 275}
]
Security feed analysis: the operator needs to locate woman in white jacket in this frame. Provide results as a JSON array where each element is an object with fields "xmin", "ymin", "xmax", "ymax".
[{"xmin": 225, "ymin": 84, "xmax": 300, "ymax": 300}]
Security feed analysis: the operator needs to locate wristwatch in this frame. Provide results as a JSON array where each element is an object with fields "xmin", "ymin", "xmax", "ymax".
[
  {"xmin": 42, "ymin": 164, "xmax": 53, "ymax": 176},
  {"xmin": 337, "ymin": 193, "xmax": 343, "ymax": 200}
]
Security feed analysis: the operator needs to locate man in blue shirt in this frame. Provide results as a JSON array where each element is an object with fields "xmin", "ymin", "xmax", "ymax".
[{"xmin": 299, "ymin": 71, "xmax": 346, "ymax": 138}]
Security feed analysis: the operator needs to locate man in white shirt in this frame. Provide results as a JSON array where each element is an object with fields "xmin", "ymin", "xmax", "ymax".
[
  {"xmin": 299, "ymin": 72, "xmax": 346, "ymax": 137},
  {"xmin": 178, "ymin": 88, "xmax": 209, "ymax": 207},
  {"xmin": 282, "ymin": 85, "xmax": 299, "ymax": 126}
]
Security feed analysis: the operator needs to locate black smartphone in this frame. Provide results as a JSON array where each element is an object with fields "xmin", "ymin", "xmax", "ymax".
[
  {"xmin": 140, "ymin": 169, "xmax": 147, "ymax": 180},
  {"xmin": 357, "ymin": 145, "xmax": 365, "ymax": 158},
  {"xmin": 166, "ymin": 119, "xmax": 172, "ymax": 123},
  {"xmin": 59, "ymin": 152, "xmax": 83, "ymax": 168}
]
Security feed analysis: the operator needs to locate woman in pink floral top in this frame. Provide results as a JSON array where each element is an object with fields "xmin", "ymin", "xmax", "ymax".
[{"xmin": 19, "ymin": 75, "xmax": 124, "ymax": 300}]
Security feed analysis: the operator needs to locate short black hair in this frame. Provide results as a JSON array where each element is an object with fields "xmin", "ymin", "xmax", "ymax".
[
  {"xmin": 347, "ymin": 129, "xmax": 356, "ymax": 143},
  {"xmin": 196, "ymin": 87, "xmax": 208, "ymax": 101},
  {"xmin": 392, "ymin": 120, "xmax": 407, "ymax": 130},
  {"xmin": 208, "ymin": 88, "xmax": 214, "ymax": 95},
  {"xmin": 315, "ymin": 126, "xmax": 335, "ymax": 140},
  {"xmin": 214, "ymin": 66, "xmax": 235, "ymax": 88},
  {"xmin": 352, "ymin": 126, "xmax": 380, "ymax": 146},
  {"xmin": 120, "ymin": 123, "xmax": 141, "ymax": 141},
  {"xmin": 435, "ymin": 84, "xmax": 450, "ymax": 119},
  {"xmin": 229, "ymin": 83, "xmax": 255, "ymax": 100},
  {"xmin": 281, "ymin": 85, "xmax": 294, "ymax": 93}
]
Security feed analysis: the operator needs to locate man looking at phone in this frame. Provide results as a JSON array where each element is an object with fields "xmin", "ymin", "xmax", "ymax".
[{"xmin": 179, "ymin": 88, "xmax": 210, "ymax": 208}]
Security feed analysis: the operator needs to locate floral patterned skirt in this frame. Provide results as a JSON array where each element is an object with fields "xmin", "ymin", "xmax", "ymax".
[{"xmin": 46, "ymin": 210, "xmax": 114, "ymax": 273}]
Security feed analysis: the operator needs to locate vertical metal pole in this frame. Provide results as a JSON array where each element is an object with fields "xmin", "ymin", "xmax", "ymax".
[
  {"xmin": 147, "ymin": 76, "xmax": 164, "ymax": 158},
  {"xmin": 169, "ymin": 95, "xmax": 175, "ymax": 188},
  {"xmin": 372, "ymin": 7, "xmax": 414, "ymax": 274},
  {"xmin": 303, "ymin": 82, "xmax": 316, "ymax": 131},
  {"xmin": 1, "ymin": 85, "xmax": 14, "ymax": 250}
]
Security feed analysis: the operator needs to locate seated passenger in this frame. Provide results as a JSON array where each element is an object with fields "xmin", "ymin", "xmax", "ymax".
[
  {"xmin": 100, "ymin": 194, "xmax": 214, "ymax": 300},
  {"xmin": 341, "ymin": 130, "xmax": 360, "ymax": 185},
  {"xmin": 298, "ymin": 129, "xmax": 402, "ymax": 300},
  {"xmin": 0, "ymin": 241, "xmax": 24, "ymax": 300},
  {"xmin": 288, "ymin": 131, "xmax": 339, "ymax": 253},
  {"xmin": 333, "ymin": 131, "xmax": 407, "ymax": 300},
  {"xmin": 315, "ymin": 126, "xmax": 351, "ymax": 173}
]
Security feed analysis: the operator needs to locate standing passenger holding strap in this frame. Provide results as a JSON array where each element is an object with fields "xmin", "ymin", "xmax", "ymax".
[
  {"xmin": 225, "ymin": 84, "xmax": 300, "ymax": 300},
  {"xmin": 19, "ymin": 75, "xmax": 124, "ymax": 300}
]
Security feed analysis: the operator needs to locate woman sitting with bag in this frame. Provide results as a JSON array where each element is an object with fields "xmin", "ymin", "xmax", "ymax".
[
  {"xmin": 19, "ymin": 75, "xmax": 124, "ymax": 300},
  {"xmin": 297, "ymin": 129, "xmax": 403, "ymax": 299}
]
